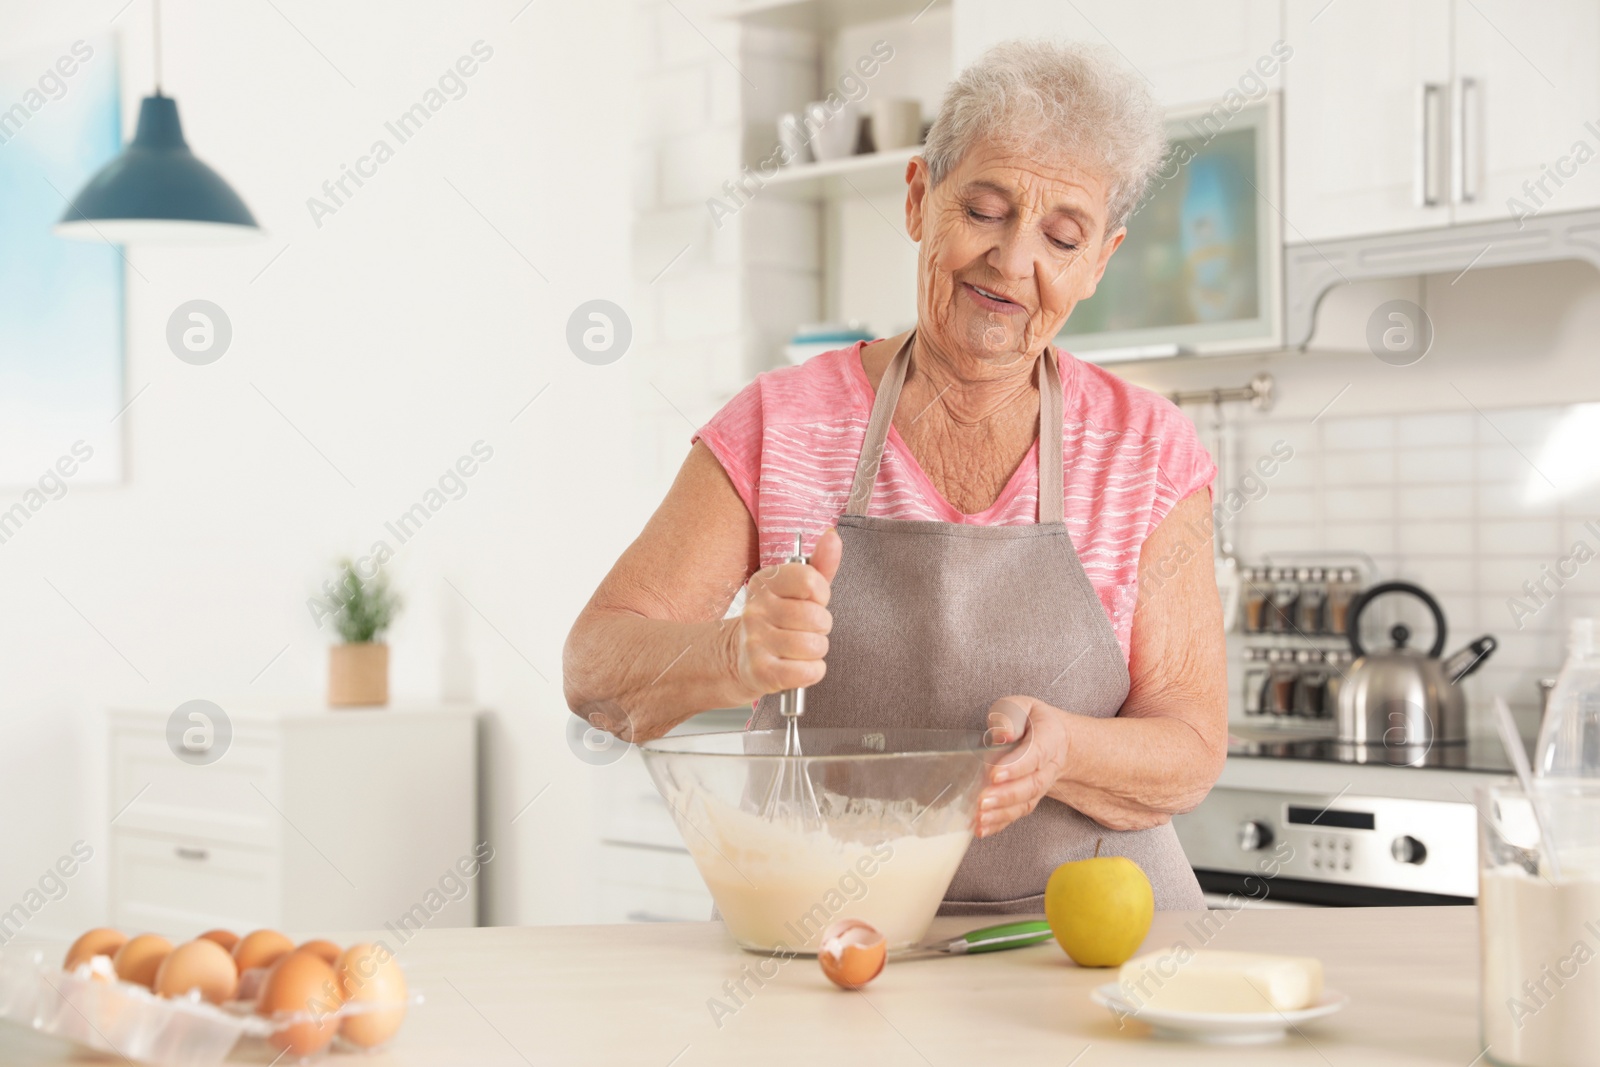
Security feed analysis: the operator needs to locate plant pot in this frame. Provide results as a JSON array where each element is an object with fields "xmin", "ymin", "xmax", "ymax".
[{"xmin": 328, "ymin": 642, "xmax": 389, "ymax": 707}]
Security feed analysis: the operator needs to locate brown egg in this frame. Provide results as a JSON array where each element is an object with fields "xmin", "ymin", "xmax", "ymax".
[
  {"xmin": 257, "ymin": 951, "xmax": 345, "ymax": 1056},
  {"xmin": 334, "ymin": 942, "xmax": 408, "ymax": 1048},
  {"xmin": 232, "ymin": 929, "xmax": 294, "ymax": 974},
  {"xmin": 112, "ymin": 934, "xmax": 172, "ymax": 989},
  {"xmin": 63, "ymin": 928, "xmax": 126, "ymax": 972},
  {"xmin": 197, "ymin": 929, "xmax": 239, "ymax": 953},
  {"xmin": 817, "ymin": 919, "xmax": 886, "ymax": 990},
  {"xmin": 154, "ymin": 939, "xmax": 238, "ymax": 1004},
  {"xmin": 296, "ymin": 939, "xmax": 341, "ymax": 966}
]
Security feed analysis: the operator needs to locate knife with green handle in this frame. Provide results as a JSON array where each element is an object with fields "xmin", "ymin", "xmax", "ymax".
[{"xmin": 895, "ymin": 920, "xmax": 1053, "ymax": 959}]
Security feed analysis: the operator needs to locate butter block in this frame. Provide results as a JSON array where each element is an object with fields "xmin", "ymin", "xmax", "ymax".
[{"xmin": 1117, "ymin": 949, "xmax": 1323, "ymax": 1013}]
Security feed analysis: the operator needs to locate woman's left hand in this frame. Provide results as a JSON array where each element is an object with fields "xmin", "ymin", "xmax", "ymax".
[{"xmin": 976, "ymin": 696, "xmax": 1072, "ymax": 839}]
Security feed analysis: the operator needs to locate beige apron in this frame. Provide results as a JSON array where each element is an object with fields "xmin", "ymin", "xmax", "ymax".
[{"xmin": 752, "ymin": 332, "xmax": 1205, "ymax": 912}]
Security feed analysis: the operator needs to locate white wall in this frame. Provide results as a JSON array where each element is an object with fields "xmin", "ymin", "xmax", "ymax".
[{"xmin": 0, "ymin": 0, "xmax": 639, "ymax": 936}]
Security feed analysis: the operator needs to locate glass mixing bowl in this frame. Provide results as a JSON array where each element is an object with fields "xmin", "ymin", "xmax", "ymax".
[{"xmin": 638, "ymin": 727, "xmax": 1016, "ymax": 955}]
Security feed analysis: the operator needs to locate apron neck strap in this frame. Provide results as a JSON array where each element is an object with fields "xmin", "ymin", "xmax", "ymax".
[{"xmin": 846, "ymin": 331, "xmax": 1065, "ymax": 523}]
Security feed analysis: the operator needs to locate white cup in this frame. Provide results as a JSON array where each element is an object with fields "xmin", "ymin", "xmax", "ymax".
[
  {"xmin": 776, "ymin": 112, "xmax": 812, "ymax": 167},
  {"xmin": 871, "ymin": 98, "xmax": 923, "ymax": 151},
  {"xmin": 806, "ymin": 100, "xmax": 860, "ymax": 162}
]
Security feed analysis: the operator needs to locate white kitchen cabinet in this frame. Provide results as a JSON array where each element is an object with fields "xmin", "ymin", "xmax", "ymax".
[
  {"xmin": 1285, "ymin": 0, "xmax": 1600, "ymax": 242},
  {"xmin": 1451, "ymin": 0, "xmax": 1600, "ymax": 224},
  {"xmin": 954, "ymin": 0, "xmax": 1284, "ymax": 110},
  {"xmin": 108, "ymin": 703, "xmax": 480, "ymax": 937},
  {"xmin": 1283, "ymin": 0, "xmax": 1454, "ymax": 242}
]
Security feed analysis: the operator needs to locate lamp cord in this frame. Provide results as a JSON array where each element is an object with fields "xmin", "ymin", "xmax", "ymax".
[{"xmin": 151, "ymin": 0, "xmax": 163, "ymax": 93}]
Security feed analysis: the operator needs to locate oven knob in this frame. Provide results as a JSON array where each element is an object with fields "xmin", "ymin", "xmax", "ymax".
[
  {"xmin": 1237, "ymin": 821, "xmax": 1274, "ymax": 852},
  {"xmin": 1391, "ymin": 835, "xmax": 1427, "ymax": 865}
]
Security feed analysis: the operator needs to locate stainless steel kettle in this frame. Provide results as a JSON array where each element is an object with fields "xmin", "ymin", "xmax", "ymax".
[{"xmin": 1337, "ymin": 581, "xmax": 1497, "ymax": 749}]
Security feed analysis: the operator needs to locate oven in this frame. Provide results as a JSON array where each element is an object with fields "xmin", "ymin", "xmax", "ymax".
[
  {"xmin": 1175, "ymin": 782, "xmax": 1483, "ymax": 908},
  {"xmin": 1171, "ymin": 720, "xmax": 1533, "ymax": 907}
]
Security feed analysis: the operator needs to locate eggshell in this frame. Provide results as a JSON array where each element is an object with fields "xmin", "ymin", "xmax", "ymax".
[
  {"xmin": 63, "ymin": 928, "xmax": 126, "ymax": 972},
  {"xmin": 232, "ymin": 929, "xmax": 294, "ymax": 974},
  {"xmin": 258, "ymin": 951, "xmax": 345, "ymax": 1056},
  {"xmin": 197, "ymin": 929, "xmax": 239, "ymax": 953},
  {"xmin": 154, "ymin": 939, "xmax": 238, "ymax": 1004},
  {"xmin": 297, "ymin": 939, "xmax": 341, "ymax": 965},
  {"xmin": 334, "ymin": 942, "xmax": 408, "ymax": 1049},
  {"xmin": 817, "ymin": 919, "xmax": 886, "ymax": 990},
  {"xmin": 112, "ymin": 934, "xmax": 172, "ymax": 989}
]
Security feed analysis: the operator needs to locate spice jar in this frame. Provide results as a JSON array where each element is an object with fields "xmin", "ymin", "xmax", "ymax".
[
  {"xmin": 1267, "ymin": 648, "xmax": 1299, "ymax": 716},
  {"xmin": 1243, "ymin": 648, "xmax": 1269, "ymax": 716},
  {"xmin": 1295, "ymin": 649, "xmax": 1330, "ymax": 719},
  {"xmin": 1297, "ymin": 567, "xmax": 1328, "ymax": 635},
  {"xmin": 1327, "ymin": 568, "xmax": 1361, "ymax": 636},
  {"xmin": 1269, "ymin": 568, "xmax": 1300, "ymax": 634},
  {"xmin": 1242, "ymin": 567, "xmax": 1271, "ymax": 634}
]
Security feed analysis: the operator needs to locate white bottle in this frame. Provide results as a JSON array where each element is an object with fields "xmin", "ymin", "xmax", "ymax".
[{"xmin": 1534, "ymin": 618, "xmax": 1600, "ymax": 778}]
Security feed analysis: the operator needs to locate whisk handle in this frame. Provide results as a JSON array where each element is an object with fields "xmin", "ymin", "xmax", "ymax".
[
  {"xmin": 780, "ymin": 687, "xmax": 805, "ymax": 720},
  {"xmin": 779, "ymin": 532, "xmax": 810, "ymax": 722}
]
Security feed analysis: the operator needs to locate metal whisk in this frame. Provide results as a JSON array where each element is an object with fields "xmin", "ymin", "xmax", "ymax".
[{"xmin": 760, "ymin": 533, "xmax": 823, "ymax": 828}]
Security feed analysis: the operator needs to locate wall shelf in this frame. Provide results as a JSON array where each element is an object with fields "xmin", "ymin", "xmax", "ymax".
[
  {"xmin": 762, "ymin": 144, "xmax": 919, "ymax": 198},
  {"xmin": 716, "ymin": 0, "xmax": 948, "ymax": 33}
]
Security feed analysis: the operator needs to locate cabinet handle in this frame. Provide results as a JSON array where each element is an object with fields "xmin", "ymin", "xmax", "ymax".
[
  {"xmin": 1455, "ymin": 76, "xmax": 1479, "ymax": 204},
  {"xmin": 174, "ymin": 846, "xmax": 209, "ymax": 862},
  {"xmin": 1419, "ymin": 82, "xmax": 1446, "ymax": 207}
]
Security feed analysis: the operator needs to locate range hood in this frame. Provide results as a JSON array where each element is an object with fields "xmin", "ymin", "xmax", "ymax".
[{"xmin": 1285, "ymin": 207, "xmax": 1600, "ymax": 347}]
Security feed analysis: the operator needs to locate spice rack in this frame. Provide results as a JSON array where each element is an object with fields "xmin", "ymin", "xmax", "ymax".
[{"xmin": 1235, "ymin": 554, "xmax": 1377, "ymax": 727}]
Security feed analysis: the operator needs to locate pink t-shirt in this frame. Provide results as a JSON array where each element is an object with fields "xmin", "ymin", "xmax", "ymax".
[{"xmin": 693, "ymin": 343, "xmax": 1216, "ymax": 661}]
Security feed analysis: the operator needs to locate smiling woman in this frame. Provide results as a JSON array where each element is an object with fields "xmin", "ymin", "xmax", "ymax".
[{"xmin": 565, "ymin": 40, "xmax": 1228, "ymax": 914}]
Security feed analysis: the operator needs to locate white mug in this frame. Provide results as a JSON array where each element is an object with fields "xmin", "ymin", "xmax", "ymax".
[
  {"xmin": 871, "ymin": 98, "xmax": 923, "ymax": 151},
  {"xmin": 806, "ymin": 99, "xmax": 860, "ymax": 162},
  {"xmin": 776, "ymin": 112, "xmax": 812, "ymax": 167}
]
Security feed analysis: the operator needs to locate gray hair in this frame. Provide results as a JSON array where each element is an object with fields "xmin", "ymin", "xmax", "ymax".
[{"xmin": 923, "ymin": 39, "xmax": 1167, "ymax": 234}]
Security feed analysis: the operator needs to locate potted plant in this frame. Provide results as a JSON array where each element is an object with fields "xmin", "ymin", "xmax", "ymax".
[{"xmin": 326, "ymin": 560, "xmax": 401, "ymax": 708}]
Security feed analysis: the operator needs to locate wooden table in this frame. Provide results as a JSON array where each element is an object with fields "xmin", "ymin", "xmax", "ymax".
[{"xmin": 1, "ymin": 906, "xmax": 1486, "ymax": 1065}]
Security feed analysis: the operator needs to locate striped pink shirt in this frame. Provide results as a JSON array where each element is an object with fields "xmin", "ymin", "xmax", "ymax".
[{"xmin": 694, "ymin": 342, "xmax": 1215, "ymax": 660}]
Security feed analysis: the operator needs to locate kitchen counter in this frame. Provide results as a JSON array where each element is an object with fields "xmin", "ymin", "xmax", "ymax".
[{"xmin": 3, "ymin": 906, "xmax": 1485, "ymax": 1065}]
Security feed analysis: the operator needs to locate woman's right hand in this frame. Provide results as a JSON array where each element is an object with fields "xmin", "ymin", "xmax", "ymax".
[{"xmin": 732, "ymin": 528, "xmax": 843, "ymax": 697}]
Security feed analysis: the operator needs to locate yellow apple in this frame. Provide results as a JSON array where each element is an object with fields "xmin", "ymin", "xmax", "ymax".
[{"xmin": 1044, "ymin": 853, "xmax": 1154, "ymax": 967}]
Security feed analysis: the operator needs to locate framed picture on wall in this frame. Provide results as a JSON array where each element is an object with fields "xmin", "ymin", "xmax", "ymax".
[{"xmin": 0, "ymin": 34, "xmax": 123, "ymax": 489}]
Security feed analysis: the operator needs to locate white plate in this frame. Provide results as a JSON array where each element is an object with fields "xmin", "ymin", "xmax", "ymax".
[{"xmin": 1090, "ymin": 983, "xmax": 1349, "ymax": 1044}]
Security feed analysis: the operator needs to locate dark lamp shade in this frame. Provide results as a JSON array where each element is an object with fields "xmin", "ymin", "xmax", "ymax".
[{"xmin": 55, "ymin": 94, "xmax": 261, "ymax": 244}]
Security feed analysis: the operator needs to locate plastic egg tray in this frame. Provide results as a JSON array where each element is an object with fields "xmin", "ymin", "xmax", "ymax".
[{"xmin": 0, "ymin": 948, "xmax": 419, "ymax": 1066}]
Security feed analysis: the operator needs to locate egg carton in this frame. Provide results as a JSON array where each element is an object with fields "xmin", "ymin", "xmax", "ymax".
[{"xmin": 0, "ymin": 948, "xmax": 419, "ymax": 1067}]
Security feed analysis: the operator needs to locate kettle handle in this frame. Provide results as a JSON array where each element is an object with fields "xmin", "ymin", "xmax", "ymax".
[
  {"xmin": 1445, "ymin": 635, "xmax": 1498, "ymax": 683},
  {"xmin": 1346, "ymin": 581, "xmax": 1448, "ymax": 658}
]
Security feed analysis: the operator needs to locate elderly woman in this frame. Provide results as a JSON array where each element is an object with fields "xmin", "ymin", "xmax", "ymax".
[{"xmin": 565, "ymin": 40, "xmax": 1226, "ymax": 912}]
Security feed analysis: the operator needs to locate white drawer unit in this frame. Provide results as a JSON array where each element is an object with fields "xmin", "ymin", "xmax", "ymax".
[
  {"xmin": 109, "ymin": 703, "xmax": 480, "ymax": 937},
  {"xmin": 112, "ymin": 833, "xmax": 281, "ymax": 934}
]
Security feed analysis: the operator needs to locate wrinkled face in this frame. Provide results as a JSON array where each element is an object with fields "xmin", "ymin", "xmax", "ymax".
[{"xmin": 905, "ymin": 140, "xmax": 1124, "ymax": 369}]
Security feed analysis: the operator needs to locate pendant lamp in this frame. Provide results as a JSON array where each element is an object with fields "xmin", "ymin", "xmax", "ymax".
[{"xmin": 56, "ymin": 0, "xmax": 260, "ymax": 243}]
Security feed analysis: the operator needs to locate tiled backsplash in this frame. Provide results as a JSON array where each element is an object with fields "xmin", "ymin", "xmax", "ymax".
[{"xmin": 1217, "ymin": 402, "xmax": 1600, "ymax": 728}]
